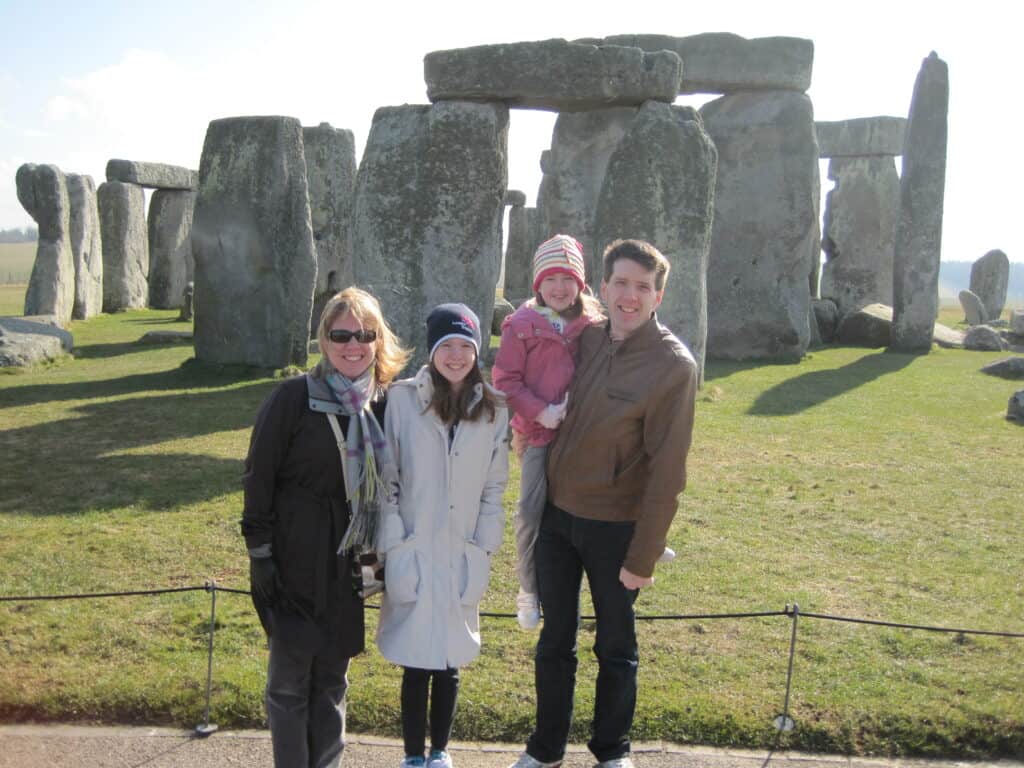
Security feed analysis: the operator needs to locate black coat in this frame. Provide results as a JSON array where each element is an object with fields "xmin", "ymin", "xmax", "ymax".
[{"xmin": 241, "ymin": 373, "xmax": 386, "ymax": 657}]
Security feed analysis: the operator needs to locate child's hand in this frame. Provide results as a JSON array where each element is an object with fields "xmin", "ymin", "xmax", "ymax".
[{"xmin": 535, "ymin": 394, "xmax": 568, "ymax": 429}]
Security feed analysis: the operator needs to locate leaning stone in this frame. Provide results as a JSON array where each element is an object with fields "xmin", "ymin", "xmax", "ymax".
[
  {"xmin": 98, "ymin": 180, "xmax": 149, "ymax": 312},
  {"xmin": 352, "ymin": 102, "xmax": 508, "ymax": 371},
  {"xmin": 931, "ymin": 322, "xmax": 964, "ymax": 349},
  {"xmin": 138, "ymin": 330, "xmax": 193, "ymax": 345},
  {"xmin": 593, "ymin": 101, "xmax": 717, "ymax": 379},
  {"xmin": 1012, "ymin": 310, "xmax": 1024, "ymax": 335},
  {"xmin": 492, "ymin": 296, "xmax": 515, "ymax": 336},
  {"xmin": 892, "ymin": 52, "xmax": 949, "ymax": 353},
  {"xmin": 969, "ymin": 249, "xmax": 1010, "ymax": 322},
  {"xmin": 192, "ymin": 116, "xmax": 317, "ymax": 368},
  {"xmin": 1007, "ymin": 390, "xmax": 1024, "ymax": 421},
  {"xmin": 65, "ymin": 174, "xmax": 103, "ymax": 320},
  {"xmin": 980, "ymin": 357, "xmax": 1024, "ymax": 379},
  {"xmin": 579, "ymin": 33, "xmax": 814, "ymax": 94},
  {"xmin": 820, "ymin": 156, "xmax": 898, "ymax": 317},
  {"xmin": 503, "ymin": 190, "xmax": 526, "ymax": 207},
  {"xmin": 16, "ymin": 163, "xmax": 75, "ymax": 324},
  {"xmin": 701, "ymin": 91, "xmax": 819, "ymax": 361},
  {"xmin": 540, "ymin": 107, "xmax": 636, "ymax": 281},
  {"xmin": 958, "ymin": 289, "xmax": 987, "ymax": 326},
  {"xmin": 963, "ymin": 325, "xmax": 1006, "ymax": 352},
  {"xmin": 424, "ymin": 39, "xmax": 682, "ymax": 111},
  {"xmin": 304, "ymin": 123, "xmax": 357, "ymax": 335},
  {"xmin": 812, "ymin": 298, "xmax": 839, "ymax": 343},
  {"xmin": 147, "ymin": 189, "xmax": 195, "ymax": 309},
  {"xmin": 835, "ymin": 302, "xmax": 892, "ymax": 347},
  {"xmin": 815, "ymin": 117, "xmax": 907, "ymax": 158},
  {"xmin": 105, "ymin": 159, "xmax": 197, "ymax": 189}
]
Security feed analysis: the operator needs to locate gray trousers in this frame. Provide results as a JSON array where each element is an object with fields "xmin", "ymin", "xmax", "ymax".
[
  {"xmin": 515, "ymin": 443, "xmax": 549, "ymax": 595},
  {"xmin": 266, "ymin": 618, "xmax": 350, "ymax": 768}
]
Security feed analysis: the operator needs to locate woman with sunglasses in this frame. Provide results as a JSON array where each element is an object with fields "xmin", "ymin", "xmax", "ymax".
[{"xmin": 241, "ymin": 286, "xmax": 410, "ymax": 768}]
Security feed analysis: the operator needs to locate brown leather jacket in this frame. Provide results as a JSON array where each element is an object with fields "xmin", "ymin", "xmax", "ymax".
[{"xmin": 546, "ymin": 316, "xmax": 697, "ymax": 577}]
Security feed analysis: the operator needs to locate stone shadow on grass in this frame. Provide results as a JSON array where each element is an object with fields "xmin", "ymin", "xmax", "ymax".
[
  {"xmin": 0, "ymin": 379, "xmax": 279, "ymax": 516},
  {"xmin": 747, "ymin": 350, "xmax": 917, "ymax": 416},
  {"xmin": 0, "ymin": 358, "xmax": 272, "ymax": 409}
]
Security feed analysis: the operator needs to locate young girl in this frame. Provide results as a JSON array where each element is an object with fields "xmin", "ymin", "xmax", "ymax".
[
  {"xmin": 376, "ymin": 303, "xmax": 509, "ymax": 768},
  {"xmin": 493, "ymin": 234, "xmax": 605, "ymax": 629},
  {"xmin": 494, "ymin": 235, "xmax": 676, "ymax": 630}
]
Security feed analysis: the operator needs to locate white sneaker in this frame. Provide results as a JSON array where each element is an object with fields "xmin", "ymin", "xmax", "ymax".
[
  {"xmin": 657, "ymin": 546, "xmax": 676, "ymax": 564},
  {"xmin": 516, "ymin": 590, "xmax": 541, "ymax": 630},
  {"xmin": 506, "ymin": 752, "xmax": 561, "ymax": 768},
  {"xmin": 594, "ymin": 757, "xmax": 635, "ymax": 768},
  {"xmin": 427, "ymin": 749, "xmax": 453, "ymax": 768},
  {"xmin": 399, "ymin": 757, "xmax": 426, "ymax": 768}
]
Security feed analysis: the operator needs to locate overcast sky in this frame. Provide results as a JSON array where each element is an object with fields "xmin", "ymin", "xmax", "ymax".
[{"xmin": 1, "ymin": 0, "xmax": 1019, "ymax": 262}]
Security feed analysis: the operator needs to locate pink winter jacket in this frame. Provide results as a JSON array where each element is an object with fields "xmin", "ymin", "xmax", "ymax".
[{"xmin": 492, "ymin": 302, "xmax": 595, "ymax": 447}]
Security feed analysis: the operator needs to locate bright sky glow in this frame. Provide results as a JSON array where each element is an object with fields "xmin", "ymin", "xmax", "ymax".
[{"xmin": 1, "ymin": 0, "xmax": 1019, "ymax": 261}]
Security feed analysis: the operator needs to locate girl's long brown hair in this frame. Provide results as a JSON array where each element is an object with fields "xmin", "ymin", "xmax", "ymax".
[{"xmin": 427, "ymin": 360, "xmax": 499, "ymax": 424}]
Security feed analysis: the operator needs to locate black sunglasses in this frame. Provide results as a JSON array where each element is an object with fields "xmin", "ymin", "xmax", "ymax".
[{"xmin": 328, "ymin": 329, "xmax": 377, "ymax": 344}]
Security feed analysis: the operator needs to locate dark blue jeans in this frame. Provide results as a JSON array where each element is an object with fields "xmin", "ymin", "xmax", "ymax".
[{"xmin": 526, "ymin": 503, "xmax": 639, "ymax": 764}]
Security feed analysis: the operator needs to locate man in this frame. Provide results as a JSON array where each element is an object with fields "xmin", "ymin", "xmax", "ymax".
[{"xmin": 508, "ymin": 239, "xmax": 698, "ymax": 768}]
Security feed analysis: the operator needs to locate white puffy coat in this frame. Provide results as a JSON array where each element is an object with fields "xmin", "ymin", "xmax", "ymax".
[{"xmin": 375, "ymin": 366, "xmax": 509, "ymax": 670}]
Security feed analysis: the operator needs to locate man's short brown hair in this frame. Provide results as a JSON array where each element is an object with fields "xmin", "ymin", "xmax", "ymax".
[{"xmin": 602, "ymin": 239, "xmax": 671, "ymax": 291}]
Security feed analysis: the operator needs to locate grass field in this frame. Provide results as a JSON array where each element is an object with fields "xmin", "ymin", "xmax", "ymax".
[
  {"xmin": 0, "ymin": 309, "xmax": 1021, "ymax": 758},
  {"xmin": 0, "ymin": 242, "xmax": 36, "ymax": 285}
]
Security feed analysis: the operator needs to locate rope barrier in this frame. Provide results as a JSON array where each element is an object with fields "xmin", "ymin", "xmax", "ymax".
[{"xmin": 2, "ymin": 585, "xmax": 1022, "ymax": 638}]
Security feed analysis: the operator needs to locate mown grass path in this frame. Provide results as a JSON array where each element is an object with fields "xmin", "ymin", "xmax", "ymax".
[{"xmin": 0, "ymin": 309, "xmax": 1021, "ymax": 758}]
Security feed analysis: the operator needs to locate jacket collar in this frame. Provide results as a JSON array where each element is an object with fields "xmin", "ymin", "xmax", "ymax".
[{"xmin": 604, "ymin": 313, "xmax": 663, "ymax": 353}]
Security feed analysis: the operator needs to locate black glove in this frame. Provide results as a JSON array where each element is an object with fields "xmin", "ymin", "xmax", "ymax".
[{"xmin": 249, "ymin": 556, "xmax": 282, "ymax": 605}]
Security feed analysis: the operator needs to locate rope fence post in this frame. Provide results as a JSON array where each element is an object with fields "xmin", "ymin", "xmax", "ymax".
[
  {"xmin": 195, "ymin": 580, "xmax": 219, "ymax": 737},
  {"xmin": 773, "ymin": 603, "xmax": 799, "ymax": 733}
]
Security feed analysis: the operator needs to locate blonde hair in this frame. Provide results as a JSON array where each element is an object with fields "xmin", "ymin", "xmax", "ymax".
[{"xmin": 314, "ymin": 286, "xmax": 411, "ymax": 386}]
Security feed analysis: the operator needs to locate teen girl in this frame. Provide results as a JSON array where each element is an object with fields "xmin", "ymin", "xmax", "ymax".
[{"xmin": 376, "ymin": 303, "xmax": 509, "ymax": 768}]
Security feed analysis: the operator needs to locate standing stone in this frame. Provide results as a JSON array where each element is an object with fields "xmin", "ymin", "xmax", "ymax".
[
  {"xmin": 98, "ymin": 181, "xmax": 149, "ymax": 312},
  {"xmin": 815, "ymin": 117, "xmax": 907, "ymax": 157},
  {"xmin": 1008, "ymin": 390, "xmax": 1024, "ymax": 421},
  {"xmin": 191, "ymin": 116, "xmax": 317, "ymax": 368},
  {"xmin": 958, "ymin": 289, "xmax": 987, "ymax": 326},
  {"xmin": 424, "ymin": 39, "xmax": 682, "ymax": 111},
  {"xmin": 892, "ymin": 52, "xmax": 949, "ymax": 352},
  {"xmin": 1011, "ymin": 310, "xmax": 1024, "ymax": 336},
  {"xmin": 147, "ymin": 189, "xmax": 195, "ymax": 309},
  {"xmin": 178, "ymin": 281, "xmax": 194, "ymax": 322},
  {"xmin": 592, "ymin": 101, "xmax": 718, "ymax": 379},
  {"xmin": 16, "ymin": 164, "xmax": 75, "ymax": 324},
  {"xmin": 304, "ymin": 123, "xmax": 357, "ymax": 334},
  {"xmin": 352, "ymin": 102, "xmax": 508, "ymax": 371},
  {"xmin": 969, "ymin": 249, "xmax": 1010, "ymax": 322},
  {"xmin": 504, "ymin": 202, "xmax": 532, "ymax": 300},
  {"xmin": 540, "ymin": 107, "xmax": 636, "ymax": 283},
  {"xmin": 701, "ymin": 91, "xmax": 820, "ymax": 360},
  {"xmin": 65, "ymin": 174, "xmax": 103, "ymax": 319},
  {"xmin": 820, "ymin": 156, "xmax": 899, "ymax": 317}
]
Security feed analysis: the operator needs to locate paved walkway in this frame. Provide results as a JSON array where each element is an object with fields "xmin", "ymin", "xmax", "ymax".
[{"xmin": 1, "ymin": 725, "xmax": 1021, "ymax": 768}]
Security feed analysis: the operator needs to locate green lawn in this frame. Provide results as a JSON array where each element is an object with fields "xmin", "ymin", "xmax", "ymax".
[
  {"xmin": 0, "ymin": 242, "xmax": 36, "ymax": 285},
  {"xmin": 0, "ymin": 309, "xmax": 1021, "ymax": 758}
]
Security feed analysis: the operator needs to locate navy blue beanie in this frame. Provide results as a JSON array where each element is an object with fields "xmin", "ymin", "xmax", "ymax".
[{"xmin": 426, "ymin": 303, "xmax": 481, "ymax": 360}]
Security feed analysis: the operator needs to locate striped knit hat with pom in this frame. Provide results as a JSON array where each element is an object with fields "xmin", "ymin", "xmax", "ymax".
[{"xmin": 532, "ymin": 234, "xmax": 586, "ymax": 292}]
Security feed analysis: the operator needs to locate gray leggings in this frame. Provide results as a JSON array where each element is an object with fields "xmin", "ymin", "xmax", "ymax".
[{"xmin": 515, "ymin": 443, "xmax": 548, "ymax": 595}]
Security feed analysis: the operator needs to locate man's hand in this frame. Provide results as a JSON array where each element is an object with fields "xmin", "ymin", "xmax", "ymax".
[{"xmin": 619, "ymin": 567, "xmax": 654, "ymax": 590}]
